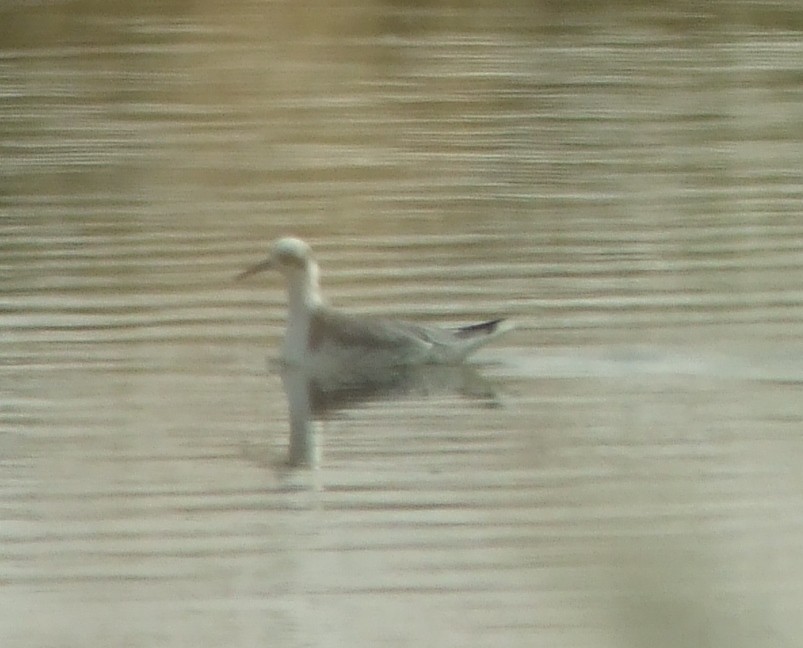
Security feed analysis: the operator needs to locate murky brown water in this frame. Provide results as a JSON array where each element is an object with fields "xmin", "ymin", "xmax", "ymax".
[{"xmin": 2, "ymin": 1, "xmax": 802, "ymax": 646}]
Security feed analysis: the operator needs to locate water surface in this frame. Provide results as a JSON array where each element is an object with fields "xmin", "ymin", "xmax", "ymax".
[{"xmin": 2, "ymin": 1, "xmax": 802, "ymax": 646}]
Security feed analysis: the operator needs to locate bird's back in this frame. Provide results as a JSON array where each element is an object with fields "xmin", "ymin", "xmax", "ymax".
[{"xmin": 288, "ymin": 305, "xmax": 511, "ymax": 369}]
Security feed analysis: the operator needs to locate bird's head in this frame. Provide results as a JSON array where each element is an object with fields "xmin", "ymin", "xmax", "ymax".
[{"xmin": 237, "ymin": 237, "xmax": 314, "ymax": 280}]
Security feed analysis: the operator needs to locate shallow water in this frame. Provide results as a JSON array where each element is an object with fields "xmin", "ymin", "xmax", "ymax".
[{"xmin": 2, "ymin": 1, "xmax": 803, "ymax": 646}]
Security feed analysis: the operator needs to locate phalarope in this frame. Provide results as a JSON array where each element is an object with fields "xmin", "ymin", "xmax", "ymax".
[{"xmin": 238, "ymin": 237, "xmax": 513, "ymax": 367}]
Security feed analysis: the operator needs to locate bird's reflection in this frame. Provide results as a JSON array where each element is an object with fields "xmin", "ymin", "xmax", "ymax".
[{"xmin": 279, "ymin": 362, "xmax": 503, "ymax": 468}]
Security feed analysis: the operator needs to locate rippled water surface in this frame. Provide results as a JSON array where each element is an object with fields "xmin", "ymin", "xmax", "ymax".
[{"xmin": 2, "ymin": 1, "xmax": 803, "ymax": 646}]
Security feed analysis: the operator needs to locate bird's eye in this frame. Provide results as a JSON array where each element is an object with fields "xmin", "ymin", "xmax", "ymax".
[{"xmin": 277, "ymin": 249, "xmax": 304, "ymax": 267}]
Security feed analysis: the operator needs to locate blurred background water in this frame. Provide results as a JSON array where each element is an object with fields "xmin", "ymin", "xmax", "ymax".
[{"xmin": 1, "ymin": 1, "xmax": 802, "ymax": 646}]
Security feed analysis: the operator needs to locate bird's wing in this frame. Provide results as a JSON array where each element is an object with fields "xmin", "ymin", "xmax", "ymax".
[
  {"xmin": 312, "ymin": 308, "xmax": 512, "ymax": 364},
  {"xmin": 310, "ymin": 308, "xmax": 434, "ymax": 364}
]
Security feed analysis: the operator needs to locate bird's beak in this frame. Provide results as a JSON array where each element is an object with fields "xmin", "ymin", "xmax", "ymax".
[{"xmin": 236, "ymin": 257, "xmax": 274, "ymax": 281}]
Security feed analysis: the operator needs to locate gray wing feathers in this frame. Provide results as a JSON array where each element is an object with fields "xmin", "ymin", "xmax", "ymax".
[{"xmin": 313, "ymin": 309, "xmax": 512, "ymax": 364}]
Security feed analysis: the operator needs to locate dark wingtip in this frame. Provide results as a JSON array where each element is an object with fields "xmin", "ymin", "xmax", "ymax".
[{"xmin": 454, "ymin": 318, "xmax": 510, "ymax": 339}]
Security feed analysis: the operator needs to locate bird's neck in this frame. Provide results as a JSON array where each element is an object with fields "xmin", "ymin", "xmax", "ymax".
[
  {"xmin": 286, "ymin": 262, "xmax": 323, "ymax": 314},
  {"xmin": 282, "ymin": 262, "xmax": 323, "ymax": 364}
]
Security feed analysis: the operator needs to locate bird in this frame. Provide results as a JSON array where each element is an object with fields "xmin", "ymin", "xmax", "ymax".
[{"xmin": 237, "ymin": 237, "xmax": 513, "ymax": 368}]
